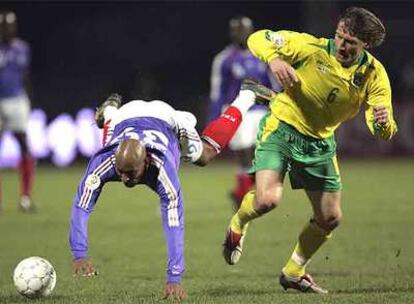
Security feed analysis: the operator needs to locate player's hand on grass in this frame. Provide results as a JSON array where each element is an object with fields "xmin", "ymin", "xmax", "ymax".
[
  {"xmin": 72, "ymin": 259, "xmax": 98, "ymax": 277},
  {"xmin": 373, "ymin": 105, "xmax": 389, "ymax": 127},
  {"xmin": 162, "ymin": 283, "xmax": 187, "ymax": 302},
  {"xmin": 268, "ymin": 57, "xmax": 299, "ymax": 88}
]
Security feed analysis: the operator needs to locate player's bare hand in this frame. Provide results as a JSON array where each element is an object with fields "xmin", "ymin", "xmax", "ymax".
[
  {"xmin": 162, "ymin": 283, "xmax": 187, "ymax": 302},
  {"xmin": 373, "ymin": 105, "xmax": 389, "ymax": 126},
  {"xmin": 268, "ymin": 57, "xmax": 299, "ymax": 88},
  {"xmin": 72, "ymin": 259, "xmax": 98, "ymax": 277}
]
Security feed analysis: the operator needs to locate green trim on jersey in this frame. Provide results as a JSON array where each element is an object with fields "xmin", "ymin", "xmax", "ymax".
[
  {"xmin": 328, "ymin": 38, "xmax": 335, "ymax": 56},
  {"xmin": 292, "ymin": 59, "xmax": 305, "ymax": 70},
  {"xmin": 251, "ymin": 113, "xmax": 342, "ymax": 192}
]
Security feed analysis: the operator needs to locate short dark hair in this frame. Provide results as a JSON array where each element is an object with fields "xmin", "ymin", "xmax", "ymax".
[{"xmin": 339, "ymin": 7, "xmax": 386, "ymax": 48}]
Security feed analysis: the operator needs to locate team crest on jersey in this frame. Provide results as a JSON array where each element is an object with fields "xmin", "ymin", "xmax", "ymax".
[
  {"xmin": 265, "ymin": 31, "xmax": 285, "ymax": 48},
  {"xmin": 316, "ymin": 59, "xmax": 332, "ymax": 74},
  {"xmin": 85, "ymin": 174, "xmax": 101, "ymax": 190}
]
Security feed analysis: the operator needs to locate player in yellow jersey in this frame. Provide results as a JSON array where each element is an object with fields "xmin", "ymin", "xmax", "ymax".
[{"xmin": 222, "ymin": 7, "xmax": 397, "ymax": 294}]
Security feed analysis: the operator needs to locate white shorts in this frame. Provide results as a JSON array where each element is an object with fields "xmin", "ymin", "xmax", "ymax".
[
  {"xmin": 229, "ymin": 108, "xmax": 267, "ymax": 151},
  {"xmin": 0, "ymin": 94, "xmax": 30, "ymax": 132}
]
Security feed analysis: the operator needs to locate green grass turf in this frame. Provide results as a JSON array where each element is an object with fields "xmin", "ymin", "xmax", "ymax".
[{"xmin": 0, "ymin": 158, "xmax": 413, "ymax": 303}]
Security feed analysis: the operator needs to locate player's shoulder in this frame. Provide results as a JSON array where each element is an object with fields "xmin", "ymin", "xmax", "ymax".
[
  {"xmin": 361, "ymin": 50, "xmax": 389, "ymax": 82},
  {"xmin": 266, "ymin": 30, "xmax": 329, "ymax": 52},
  {"xmin": 265, "ymin": 30, "xmax": 329, "ymax": 55},
  {"xmin": 212, "ymin": 45, "xmax": 236, "ymax": 65},
  {"xmin": 364, "ymin": 51, "xmax": 387, "ymax": 72},
  {"xmin": 12, "ymin": 38, "xmax": 30, "ymax": 50}
]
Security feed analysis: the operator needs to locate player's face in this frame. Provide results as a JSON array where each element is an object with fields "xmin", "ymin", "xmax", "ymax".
[
  {"xmin": 0, "ymin": 11, "xmax": 17, "ymax": 43},
  {"xmin": 334, "ymin": 20, "xmax": 366, "ymax": 67},
  {"xmin": 116, "ymin": 158, "xmax": 147, "ymax": 188}
]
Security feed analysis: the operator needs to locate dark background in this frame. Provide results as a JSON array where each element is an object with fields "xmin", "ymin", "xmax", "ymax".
[{"xmin": 3, "ymin": 1, "xmax": 414, "ymax": 126}]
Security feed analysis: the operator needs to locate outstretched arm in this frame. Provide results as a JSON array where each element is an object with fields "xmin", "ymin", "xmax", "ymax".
[
  {"xmin": 155, "ymin": 158, "xmax": 186, "ymax": 297},
  {"xmin": 69, "ymin": 152, "xmax": 117, "ymax": 276},
  {"xmin": 365, "ymin": 66, "xmax": 398, "ymax": 140}
]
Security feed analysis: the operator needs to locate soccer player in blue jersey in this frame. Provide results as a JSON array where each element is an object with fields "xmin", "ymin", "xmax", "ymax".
[
  {"xmin": 208, "ymin": 16, "xmax": 280, "ymax": 208},
  {"xmin": 69, "ymin": 83, "xmax": 276, "ymax": 301},
  {"xmin": 0, "ymin": 10, "xmax": 34, "ymax": 211}
]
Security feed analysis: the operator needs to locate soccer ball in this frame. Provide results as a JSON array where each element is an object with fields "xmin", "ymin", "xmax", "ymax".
[{"xmin": 13, "ymin": 256, "xmax": 57, "ymax": 299}]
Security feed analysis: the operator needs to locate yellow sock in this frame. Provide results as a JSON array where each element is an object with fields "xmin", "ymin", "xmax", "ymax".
[
  {"xmin": 282, "ymin": 220, "xmax": 332, "ymax": 278},
  {"xmin": 230, "ymin": 190, "xmax": 260, "ymax": 234}
]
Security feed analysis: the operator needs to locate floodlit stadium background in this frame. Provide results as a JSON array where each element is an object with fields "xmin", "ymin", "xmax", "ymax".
[
  {"xmin": 1, "ymin": 1, "xmax": 413, "ymax": 167},
  {"xmin": 1, "ymin": 2, "xmax": 413, "ymax": 303}
]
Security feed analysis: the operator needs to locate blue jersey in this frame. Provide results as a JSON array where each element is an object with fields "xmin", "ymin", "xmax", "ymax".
[
  {"xmin": 208, "ymin": 45, "xmax": 277, "ymax": 121},
  {"xmin": 69, "ymin": 102, "xmax": 185, "ymax": 283},
  {"xmin": 0, "ymin": 38, "xmax": 30, "ymax": 99}
]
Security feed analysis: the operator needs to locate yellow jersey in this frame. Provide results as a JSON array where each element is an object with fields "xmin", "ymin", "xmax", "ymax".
[{"xmin": 248, "ymin": 29, "xmax": 398, "ymax": 140}]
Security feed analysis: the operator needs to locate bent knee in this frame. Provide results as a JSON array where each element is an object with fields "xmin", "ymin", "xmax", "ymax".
[
  {"xmin": 316, "ymin": 212, "xmax": 342, "ymax": 231},
  {"xmin": 255, "ymin": 190, "xmax": 282, "ymax": 213}
]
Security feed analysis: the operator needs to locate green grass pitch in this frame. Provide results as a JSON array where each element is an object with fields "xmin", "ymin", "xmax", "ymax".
[{"xmin": 0, "ymin": 158, "xmax": 413, "ymax": 303}]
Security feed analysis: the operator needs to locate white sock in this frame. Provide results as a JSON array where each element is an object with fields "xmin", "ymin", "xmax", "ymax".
[
  {"xmin": 104, "ymin": 106, "xmax": 118, "ymax": 121},
  {"xmin": 175, "ymin": 111, "xmax": 203, "ymax": 163},
  {"xmin": 231, "ymin": 90, "xmax": 255, "ymax": 116}
]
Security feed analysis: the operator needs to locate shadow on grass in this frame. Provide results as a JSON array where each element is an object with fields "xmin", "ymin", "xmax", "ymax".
[
  {"xmin": 335, "ymin": 285, "xmax": 414, "ymax": 294},
  {"xmin": 102, "ymin": 291, "xmax": 164, "ymax": 303},
  {"xmin": 193, "ymin": 285, "xmax": 286, "ymax": 299},
  {"xmin": 312, "ymin": 271, "xmax": 353, "ymax": 277}
]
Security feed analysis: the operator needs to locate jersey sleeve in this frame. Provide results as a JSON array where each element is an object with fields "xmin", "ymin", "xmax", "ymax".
[
  {"xmin": 173, "ymin": 111, "xmax": 203, "ymax": 163},
  {"xmin": 20, "ymin": 41, "xmax": 31, "ymax": 72},
  {"xmin": 247, "ymin": 29, "xmax": 325, "ymax": 65},
  {"xmin": 208, "ymin": 52, "xmax": 231, "ymax": 121},
  {"xmin": 15, "ymin": 40, "xmax": 31, "ymax": 71},
  {"xmin": 152, "ymin": 155, "xmax": 185, "ymax": 284},
  {"xmin": 364, "ymin": 65, "xmax": 398, "ymax": 140},
  {"xmin": 69, "ymin": 152, "xmax": 117, "ymax": 260}
]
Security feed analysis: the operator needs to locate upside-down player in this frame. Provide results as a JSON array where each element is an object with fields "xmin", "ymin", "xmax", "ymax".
[
  {"xmin": 222, "ymin": 7, "xmax": 397, "ymax": 293},
  {"xmin": 69, "ymin": 81, "xmax": 276, "ymax": 301}
]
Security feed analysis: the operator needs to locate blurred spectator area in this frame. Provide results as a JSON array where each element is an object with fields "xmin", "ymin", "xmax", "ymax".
[{"xmin": 0, "ymin": 108, "xmax": 101, "ymax": 167}]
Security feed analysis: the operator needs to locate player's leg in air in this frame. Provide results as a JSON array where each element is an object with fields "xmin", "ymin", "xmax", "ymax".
[
  {"xmin": 94, "ymin": 80, "xmax": 277, "ymax": 168},
  {"xmin": 196, "ymin": 79, "xmax": 276, "ymax": 166},
  {"xmin": 95, "ymin": 93, "xmax": 123, "ymax": 145}
]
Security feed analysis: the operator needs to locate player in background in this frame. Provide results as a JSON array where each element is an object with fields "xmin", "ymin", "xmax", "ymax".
[
  {"xmin": 69, "ymin": 82, "xmax": 276, "ymax": 301},
  {"xmin": 222, "ymin": 7, "xmax": 397, "ymax": 294},
  {"xmin": 0, "ymin": 10, "xmax": 34, "ymax": 212},
  {"xmin": 208, "ymin": 16, "xmax": 280, "ymax": 208}
]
